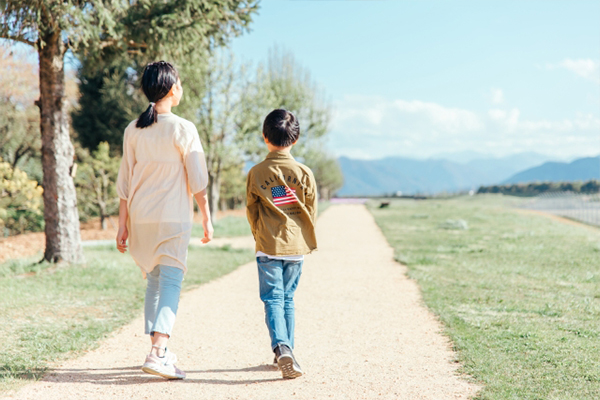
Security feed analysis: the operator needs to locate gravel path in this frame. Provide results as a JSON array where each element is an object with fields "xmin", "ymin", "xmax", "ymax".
[{"xmin": 4, "ymin": 204, "xmax": 479, "ymax": 399}]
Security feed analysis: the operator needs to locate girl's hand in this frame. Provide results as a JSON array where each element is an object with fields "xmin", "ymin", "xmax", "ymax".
[
  {"xmin": 201, "ymin": 218, "xmax": 214, "ymax": 244},
  {"xmin": 116, "ymin": 226, "xmax": 128, "ymax": 253}
]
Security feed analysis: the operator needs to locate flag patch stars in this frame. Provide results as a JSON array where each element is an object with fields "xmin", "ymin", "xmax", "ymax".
[{"xmin": 271, "ymin": 185, "xmax": 298, "ymax": 206}]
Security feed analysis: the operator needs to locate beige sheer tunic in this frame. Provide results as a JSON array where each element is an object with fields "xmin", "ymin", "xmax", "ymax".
[{"xmin": 116, "ymin": 113, "xmax": 208, "ymax": 277}]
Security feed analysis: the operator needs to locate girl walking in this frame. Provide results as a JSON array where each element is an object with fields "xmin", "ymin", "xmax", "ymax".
[{"xmin": 116, "ymin": 61, "xmax": 213, "ymax": 379}]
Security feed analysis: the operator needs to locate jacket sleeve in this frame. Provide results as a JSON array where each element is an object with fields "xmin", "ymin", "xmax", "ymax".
[
  {"xmin": 305, "ymin": 170, "xmax": 318, "ymax": 224},
  {"xmin": 246, "ymin": 169, "xmax": 260, "ymax": 239},
  {"xmin": 116, "ymin": 127, "xmax": 135, "ymax": 200}
]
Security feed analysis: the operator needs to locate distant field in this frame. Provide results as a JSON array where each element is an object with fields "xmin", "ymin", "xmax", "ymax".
[
  {"xmin": 369, "ymin": 195, "xmax": 600, "ymax": 400},
  {"xmin": 0, "ymin": 245, "xmax": 253, "ymax": 394}
]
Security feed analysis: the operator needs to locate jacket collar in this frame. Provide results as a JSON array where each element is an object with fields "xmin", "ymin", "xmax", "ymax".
[{"xmin": 266, "ymin": 150, "xmax": 295, "ymax": 160}]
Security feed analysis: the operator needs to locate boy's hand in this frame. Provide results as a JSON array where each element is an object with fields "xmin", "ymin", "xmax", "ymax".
[
  {"xmin": 116, "ymin": 226, "xmax": 128, "ymax": 253},
  {"xmin": 201, "ymin": 218, "xmax": 214, "ymax": 244}
]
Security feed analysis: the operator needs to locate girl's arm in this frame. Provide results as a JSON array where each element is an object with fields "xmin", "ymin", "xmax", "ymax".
[
  {"xmin": 116, "ymin": 199, "xmax": 129, "ymax": 253},
  {"xmin": 194, "ymin": 189, "xmax": 214, "ymax": 244}
]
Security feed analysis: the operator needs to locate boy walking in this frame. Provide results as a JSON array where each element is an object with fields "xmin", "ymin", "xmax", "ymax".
[{"xmin": 246, "ymin": 109, "xmax": 318, "ymax": 379}]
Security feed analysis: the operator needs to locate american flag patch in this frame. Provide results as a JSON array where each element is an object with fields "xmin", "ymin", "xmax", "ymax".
[{"xmin": 271, "ymin": 185, "xmax": 298, "ymax": 206}]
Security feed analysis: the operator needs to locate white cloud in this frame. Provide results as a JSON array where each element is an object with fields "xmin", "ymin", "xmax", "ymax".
[
  {"xmin": 487, "ymin": 107, "xmax": 597, "ymax": 132},
  {"xmin": 330, "ymin": 95, "xmax": 600, "ymax": 160},
  {"xmin": 547, "ymin": 59, "xmax": 600, "ymax": 83},
  {"xmin": 335, "ymin": 96, "xmax": 482, "ymax": 136},
  {"xmin": 488, "ymin": 108, "xmax": 520, "ymax": 130},
  {"xmin": 490, "ymin": 88, "xmax": 504, "ymax": 104},
  {"xmin": 392, "ymin": 99, "xmax": 482, "ymax": 132}
]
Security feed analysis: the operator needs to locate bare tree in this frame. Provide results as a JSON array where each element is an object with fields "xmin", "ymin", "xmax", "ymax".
[{"xmin": 178, "ymin": 51, "xmax": 245, "ymax": 224}]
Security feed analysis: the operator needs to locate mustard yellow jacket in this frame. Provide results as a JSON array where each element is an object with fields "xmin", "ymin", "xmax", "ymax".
[{"xmin": 246, "ymin": 151, "xmax": 318, "ymax": 255}]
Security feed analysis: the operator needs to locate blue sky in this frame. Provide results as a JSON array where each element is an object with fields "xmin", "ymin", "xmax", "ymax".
[{"xmin": 230, "ymin": 0, "xmax": 600, "ymax": 160}]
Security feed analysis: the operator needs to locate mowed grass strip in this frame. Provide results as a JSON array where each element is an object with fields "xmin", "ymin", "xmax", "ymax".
[
  {"xmin": 0, "ymin": 245, "xmax": 253, "ymax": 394},
  {"xmin": 193, "ymin": 215, "xmax": 252, "ymax": 238},
  {"xmin": 369, "ymin": 196, "xmax": 600, "ymax": 400}
]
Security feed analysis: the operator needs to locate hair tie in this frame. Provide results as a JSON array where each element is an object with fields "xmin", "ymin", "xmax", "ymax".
[{"xmin": 149, "ymin": 102, "xmax": 156, "ymax": 107}]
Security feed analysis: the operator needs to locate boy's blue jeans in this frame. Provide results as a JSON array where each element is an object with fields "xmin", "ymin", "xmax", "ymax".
[
  {"xmin": 144, "ymin": 264, "xmax": 184, "ymax": 336},
  {"xmin": 257, "ymin": 257, "xmax": 303, "ymax": 350}
]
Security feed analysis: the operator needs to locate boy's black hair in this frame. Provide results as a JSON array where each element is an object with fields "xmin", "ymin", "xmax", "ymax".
[
  {"xmin": 263, "ymin": 109, "xmax": 300, "ymax": 147},
  {"xmin": 136, "ymin": 61, "xmax": 179, "ymax": 129}
]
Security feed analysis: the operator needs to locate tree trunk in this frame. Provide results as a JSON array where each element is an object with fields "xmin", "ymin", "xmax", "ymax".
[
  {"xmin": 207, "ymin": 172, "xmax": 221, "ymax": 225},
  {"xmin": 321, "ymin": 187, "xmax": 330, "ymax": 201},
  {"xmin": 38, "ymin": 30, "xmax": 84, "ymax": 263},
  {"xmin": 100, "ymin": 207, "xmax": 107, "ymax": 230}
]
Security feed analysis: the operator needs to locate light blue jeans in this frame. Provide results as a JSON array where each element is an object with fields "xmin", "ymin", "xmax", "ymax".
[
  {"xmin": 257, "ymin": 257, "xmax": 303, "ymax": 350},
  {"xmin": 144, "ymin": 264, "xmax": 184, "ymax": 336}
]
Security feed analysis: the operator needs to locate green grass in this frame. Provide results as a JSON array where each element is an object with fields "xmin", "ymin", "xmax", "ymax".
[
  {"xmin": 318, "ymin": 200, "xmax": 331, "ymax": 215},
  {"xmin": 192, "ymin": 201, "xmax": 331, "ymax": 239},
  {"xmin": 193, "ymin": 215, "xmax": 252, "ymax": 238},
  {"xmin": 368, "ymin": 195, "xmax": 600, "ymax": 399},
  {"xmin": 0, "ymin": 255, "xmax": 48, "ymax": 277},
  {"xmin": 0, "ymin": 245, "xmax": 253, "ymax": 393}
]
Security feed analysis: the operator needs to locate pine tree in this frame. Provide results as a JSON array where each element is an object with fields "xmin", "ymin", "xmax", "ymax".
[{"xmin": 72, "ymin": 55, "xmax": 146, "ymax": 153}]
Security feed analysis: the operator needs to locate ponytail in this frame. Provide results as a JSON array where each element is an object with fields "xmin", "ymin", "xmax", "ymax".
[
  {"xmin": 136, "ymin": 102, "xmax": 158, "ymax": 129},
  {"xmin": 136, "ymin": 61, "xmax": 179, "ymax": 129}
]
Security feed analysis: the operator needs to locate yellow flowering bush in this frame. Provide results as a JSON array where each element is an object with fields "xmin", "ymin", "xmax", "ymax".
[{"xmin": 0, "ymin": 157, "xmax": 44, "ymax": 235}]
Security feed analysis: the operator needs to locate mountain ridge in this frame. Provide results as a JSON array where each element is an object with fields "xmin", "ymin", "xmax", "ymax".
[
  {"xmin": 502, "ymin": 156, "xmax": 600, "ymax": 184},
  {"xmin": 336, "ymin": 153, "xmax": 594, "ymax": 196}
]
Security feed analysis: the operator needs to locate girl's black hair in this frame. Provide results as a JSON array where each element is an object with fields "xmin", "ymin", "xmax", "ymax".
[{"xmin": 136, "ymin": 61, "xmax": 179, "ymax": 129}]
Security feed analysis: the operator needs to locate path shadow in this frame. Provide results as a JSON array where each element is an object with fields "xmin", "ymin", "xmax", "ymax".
[
  {"xmin": 41, "ymin": 364, "xmax": 281, "ymax": 386},
  {"xmin": 200, "ymin": 364, "xmax": 278, "ymax": 373}
]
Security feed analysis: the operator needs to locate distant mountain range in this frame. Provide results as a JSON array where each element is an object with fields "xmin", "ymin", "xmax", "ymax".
[
  {"xmin": 502, "ymin": 156, "xmax": 600, "ymax": 184},
  {"xmin": 462, "ymin": 153, "xmax": 554, "ymax": 184},
  {"xmin": 336, "ymin": 153, "xmax": 598, "ymax": 196}
]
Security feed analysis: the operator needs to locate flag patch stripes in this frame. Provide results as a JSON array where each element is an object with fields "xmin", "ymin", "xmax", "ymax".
[{"xmin": 271, "ymin": 185, "xmax": 298, "ymax": 206}]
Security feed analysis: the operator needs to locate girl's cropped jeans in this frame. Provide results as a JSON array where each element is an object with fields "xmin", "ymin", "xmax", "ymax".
[{"xmin": 144, "ymin": 264, "xmax": 184, "ymax": 336}]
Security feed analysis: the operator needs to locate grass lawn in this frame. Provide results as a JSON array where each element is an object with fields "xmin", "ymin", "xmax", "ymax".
[
  {"xmin": 0, "ymin": 245, "xmax": 253, "ymax": 394},
  {"xmin": 368, "ymin": 195, "xmax": 600, "ymax": 399},
  {"xmin": 193, "ymin": 215, "xmax": 253, "ymax": 238},
  {"xmin": 318, "ymin": 200, "xmax": 331, "ymax": 215},
  {"xmin": 192, "ymin": 201, "xmax": 331, "ymax": 239}
]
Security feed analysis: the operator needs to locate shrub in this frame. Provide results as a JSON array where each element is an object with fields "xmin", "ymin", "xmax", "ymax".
[
  {"xmin": 0, "ymin": 158, "xmax": 44, "ymax": 235},
  {"xmin": 74, "ymin": 142, "xmax": 120, "ymax": 229}
]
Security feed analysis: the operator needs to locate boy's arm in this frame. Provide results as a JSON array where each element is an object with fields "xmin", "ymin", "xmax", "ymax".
[{"xmin": 246, "ymin": 170, "xmax": 259, "ymax": 239}]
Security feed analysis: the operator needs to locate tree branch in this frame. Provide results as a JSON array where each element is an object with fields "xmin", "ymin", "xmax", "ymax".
[{"xmin": 1, "ymin": 35, "xmax": 36, "ymax": 47}]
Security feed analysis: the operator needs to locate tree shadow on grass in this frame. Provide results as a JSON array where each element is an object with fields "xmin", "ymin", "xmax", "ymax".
[
  {"xmin": 40, "ymin": 364, "xmax": 282, "ymax": 386},
  {"xmin": 0, "ymin": 364, "xmax": 47, "ymax": 382},
  {"xmin": 0, "ymin": 257, "xmax": 51, "ymax": 278}
]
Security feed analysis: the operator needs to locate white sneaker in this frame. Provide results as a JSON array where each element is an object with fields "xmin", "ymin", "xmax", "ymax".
[
  {"xmin": 141, "ymin": 353, "xmax": 186, "ymax": 379},
  {"xmin": 163, "ymin": 348, "xmax": 178, "ymax": 365}
]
